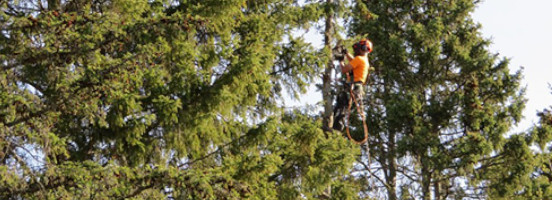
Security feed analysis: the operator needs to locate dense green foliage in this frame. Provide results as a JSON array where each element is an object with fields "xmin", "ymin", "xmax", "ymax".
[
  {"xmin": 350, "ymin": 0, "xmax": 527, "ymax": 199},
  {"xmin": 480, "ymin": 93, "xmax": 552, "ymax": 199},
  {"xmin": 0, "ymin": 0, "xmax": 359, "ymax": 199},
  {"xmin": 1, "ymin": 0, "xmax": 547, "ymax": 200}
]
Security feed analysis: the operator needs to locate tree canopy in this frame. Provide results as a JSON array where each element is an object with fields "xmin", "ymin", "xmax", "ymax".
[{"xmin": 0, "ymin": 0, "xmax": 546, "ymax": 199}]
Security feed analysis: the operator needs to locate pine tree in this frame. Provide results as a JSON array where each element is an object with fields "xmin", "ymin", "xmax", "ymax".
[
  {"xmin": 476, "ymin": 90, "xmax": 552, "ymax": 199},
  {"xmin": 526, "ymin": 105, "xmax": 552, "ymax": 198},
  {"xmin": 1, "ymin": 0, "xmax": 359, "ymax": 199},
  {"xmin": 349, "ymin": 0, "xmax": 525, "ymax": 199}
]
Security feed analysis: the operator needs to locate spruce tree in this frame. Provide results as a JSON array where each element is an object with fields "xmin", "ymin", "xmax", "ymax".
[
  {"xmin": 1, "ymin": 0, "xmax": 359, "ymax": 199},
  {"xmin": 526, "ymin": 105, "xmax": 552, "ymax": 198},
  {"xmin": 476, "ymin": 90, "xmax": 552, "ymax": 199},
  {"xmin": 350, "ymin": 0, "xmax": 525, "ymax": 199}
]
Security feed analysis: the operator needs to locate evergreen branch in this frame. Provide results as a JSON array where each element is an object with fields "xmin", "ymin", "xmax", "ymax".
[
  {"xmin": 120, "ymin": 182, "xmax": 155, "ymax": 200},
  {"xmin": 12, "ymin": 141, "xmax": 47, "ymax": 166},
  {"xmin": 475, "ymin": 160, "xmax": 507, "ymax": 171},
  {"xmin": 177, "ymin": 134, "xmax": 247, "ymax": 168},
  {"xmin": 0, "ymin": 136, "xmax": 13, "ymax": 164},
  {"xmin": 540, "ymin": 171, "xmax": 552, "ymax": 182},
  {"xmin": 356, "ymin": 157, "xmax": 391, "ymax": 189},
  {"xmin": 1, "ymin": 62, "xmax": 23, "ymax": 72},
  {"xmin": 3, "ymin": 110, "xmax": 48, "ymax": 128},
  {"xmin": 3, "ymin": 3, "xmax": 25, "ymax": 17},
  {"xmin": 2, "ymin": 51, "xmax": 83, "ymax": 72},
  {"xmin": 269, "ymin": 65, "xmax": 295, "ymax": 76},
  {"xmin": 0, "ymin": 148, "xmax": 48, "ymax": 197},
  {"xmin": 396, "ymin": 166, "xmax": 420, "ymax": 182}
]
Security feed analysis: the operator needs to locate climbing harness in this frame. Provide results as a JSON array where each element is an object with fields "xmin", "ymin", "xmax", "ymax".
[
  {"xmin": 335, "ymin": 38, "xmax": 376, "ymax": 192},
  {"xmin": 332, "ymin": 40, "xmax": 371, "ymax": 145},
  {"xmin": 343, "ymin": 73, "xmax": 369, "ymax": 145},
  {"xmin": 344, "ymin": 73, "xmax": 375, "ymax": 192}
]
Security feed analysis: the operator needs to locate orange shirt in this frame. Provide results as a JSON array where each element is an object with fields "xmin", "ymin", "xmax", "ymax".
[{"xmin": 349, "ymin": 56, "xmax": 369, "ymax": 83}]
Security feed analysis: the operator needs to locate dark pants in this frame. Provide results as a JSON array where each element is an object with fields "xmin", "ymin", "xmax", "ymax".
[{"xmin": 333, "ymin": 82, "xmax": 364, "ymax": 131}]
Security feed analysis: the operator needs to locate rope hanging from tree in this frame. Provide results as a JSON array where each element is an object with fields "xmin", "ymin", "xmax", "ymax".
[
  {"xmin": 343, "ymin": 72, "xmax": 376, "ymax": 192},
  {"xmin": 344, "ymin": 73, "xmax": 369, "ymax": 145}
]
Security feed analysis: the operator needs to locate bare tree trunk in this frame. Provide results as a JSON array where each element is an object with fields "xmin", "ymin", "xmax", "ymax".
[
  {"xmin": 434, "ymin": 176, "xmax": 441, "ymax": 200},
  {"xmin": 381, "ymin": 73, "xmax": 398, "ymax": 200},
  {"xmin": 321, "ymin": 0, "xmax": 335, "ymax": 197},
  {"xmin": 322, "ymin": 0, "xmax": 335, "ymax": 132},
  {"xmin": 386, "ymin": 131, "xmax": 398, "ymax": 200},
  {"xmin": 421, "ymin": 154, "xmax": 431, "ymax": 200}
]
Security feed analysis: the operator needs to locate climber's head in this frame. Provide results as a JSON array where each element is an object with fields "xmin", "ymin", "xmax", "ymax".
[{"xmin": 353, "ymin": 39, "xmax": 373, "ymax": 56}]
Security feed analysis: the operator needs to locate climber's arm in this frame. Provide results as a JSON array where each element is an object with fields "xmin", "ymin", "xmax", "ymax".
[
  {"xmin": 342, "ymin": 48, "xmax": 354, "ymax": 61},
  {"xmin": 344, "ymin": 52, "xmax": 354, "ymax": 61},
  {"xmin": 340, "ymin": 60, "xmax": 353, "ymax": 74}
]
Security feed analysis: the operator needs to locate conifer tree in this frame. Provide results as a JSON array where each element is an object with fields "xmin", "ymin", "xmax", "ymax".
[
  {"xmin": 349, "ymin": 1, "xmax": 525, "ymax": 199},
  {"xmin": 1, "ymin": 0, "xmax": 359, "ymax": 199},
  {"xmin": 477, "ymin": 90, "xmax": 552, "ymax": 199},
  {"xmin": 524, "ymin": 105, "xmax": 552, "ymax": 198}
]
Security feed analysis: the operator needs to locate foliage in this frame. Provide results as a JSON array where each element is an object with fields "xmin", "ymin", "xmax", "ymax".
[
  {"xmin": 480, "ymin": 95, "xmax": 552, "ymax": 199},
  {"xmin": 350, "ymin": 0, "xmax": 525, "ymax": 199},
  {"xmin": 1, "ymin": 0, "xmax": 545, "ymax": 199},
  {"xmin": 0, "ymin": 0, "xmax": 358, "ymax": 199}
]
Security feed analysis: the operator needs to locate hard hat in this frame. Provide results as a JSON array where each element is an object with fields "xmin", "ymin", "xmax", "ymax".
[{"xmin": 353, "ymin": 39, "xmax": 373, "ymax": 53}]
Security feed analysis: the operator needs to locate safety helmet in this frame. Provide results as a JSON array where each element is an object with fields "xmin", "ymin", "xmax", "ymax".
[{"xmin": 353, "ymin": 39, "xmax": 373, "ymax": 53}]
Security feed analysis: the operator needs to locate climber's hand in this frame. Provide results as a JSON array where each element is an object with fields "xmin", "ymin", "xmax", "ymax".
[{"xmin": 341, "ymin": 48, "xmax": 348, "ymax": 55}]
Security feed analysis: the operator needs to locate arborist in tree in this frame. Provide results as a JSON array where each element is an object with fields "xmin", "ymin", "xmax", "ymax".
[{"xmin": 332, "ymin": 39, "xmax": 373, "ymax": 143}]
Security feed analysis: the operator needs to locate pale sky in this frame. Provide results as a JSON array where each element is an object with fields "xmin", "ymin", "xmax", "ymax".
[
  {"xmin": 473, "ymin": 0, "xmax": 552, "ymax": 132},
  {"xmin": 289, "ymin": 0, "xmax": 552, "ymax": 134}
]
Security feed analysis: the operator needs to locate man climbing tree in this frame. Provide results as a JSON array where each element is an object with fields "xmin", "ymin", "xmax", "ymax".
[{"xmin": 332, "ymin": 39, "xmax": 373, "ymax": 134}]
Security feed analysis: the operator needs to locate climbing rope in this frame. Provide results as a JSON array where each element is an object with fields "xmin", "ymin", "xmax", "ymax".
[
  {"xmin": 344, "ymin": 74, "xmax": 369, "ymax": 145},
  {"xmin": 344, "ymin": 76, "xmax": 375, "ymax": 191},
  {"xmin": 334, "ymin": 43, "xmax": 375, "ymax": 191}
]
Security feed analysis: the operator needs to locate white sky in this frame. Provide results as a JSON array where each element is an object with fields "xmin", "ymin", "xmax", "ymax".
[{"xmin": 288, "ymin": 0, "xmax": 552, "ymax": 134}]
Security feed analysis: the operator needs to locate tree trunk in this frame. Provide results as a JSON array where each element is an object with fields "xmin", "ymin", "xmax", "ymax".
[
  {"xmin": 434, "ymin": 176, "xmax": 441, "ymax": 200},
  {"xmin": 381, "ymin": 68, "xmax": 397, "ymax": 200},
  {"xmin": 386, "ymin": 131, "xmax": 398, "ymax": 200},
  {"xmin": 421, "ymin": 154, "xmax": 431, "ymax": 200},
  {"xmin": 322, "ymin": 0, "xmax": 335, "ymax": 132},
  {"xmin": 322, "ymin": 0, "xmax": 335, "ymax": 197}
]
